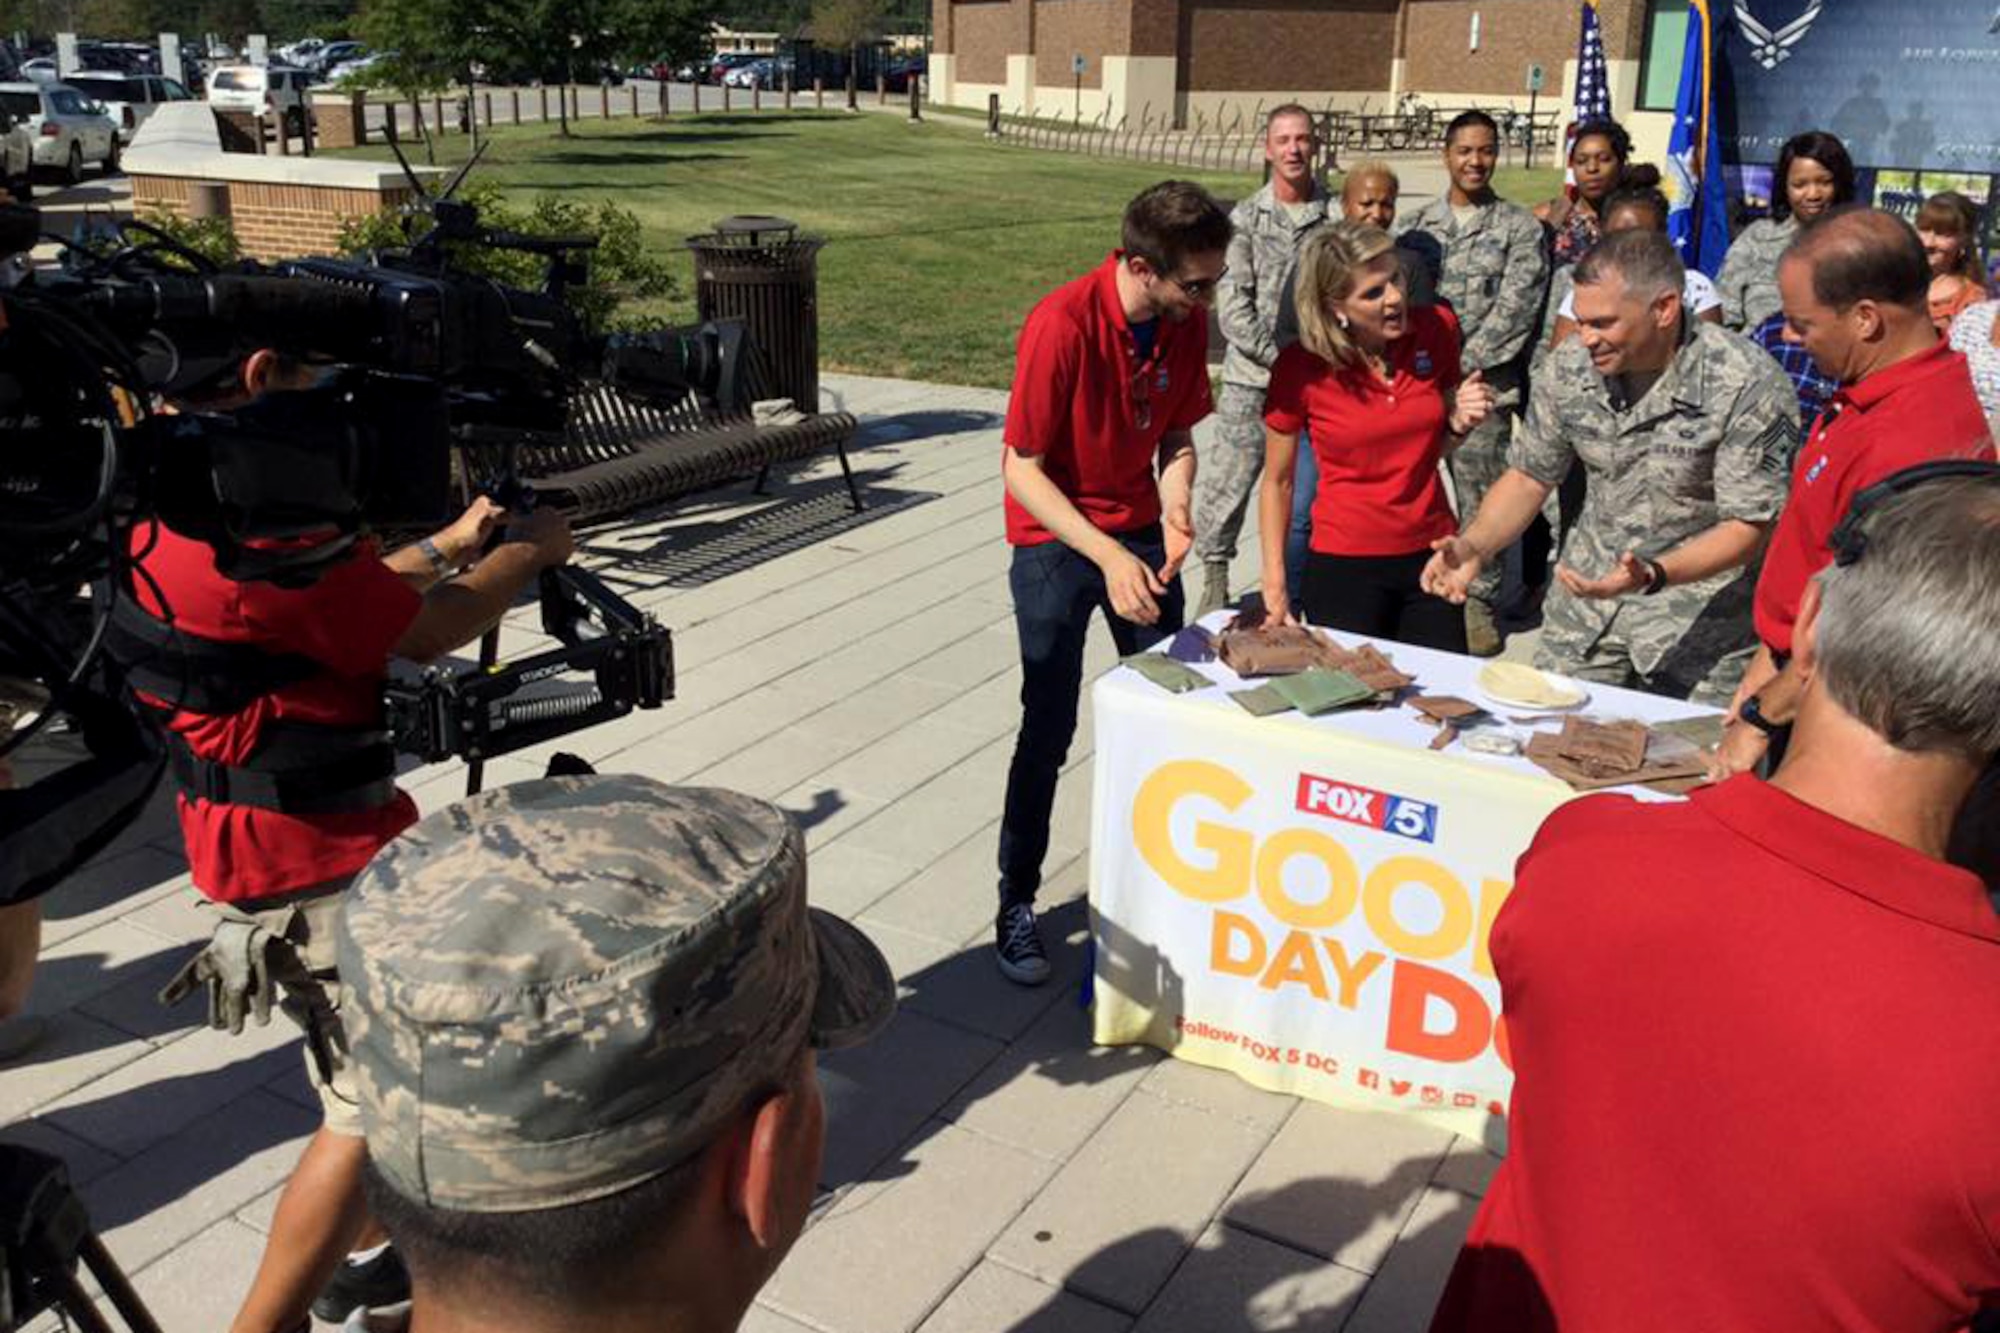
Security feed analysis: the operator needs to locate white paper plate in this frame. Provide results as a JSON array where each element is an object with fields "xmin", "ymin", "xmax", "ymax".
[{"xmin": 1472, "ymin": 665, "xmax": 1590, "ymax": 714}]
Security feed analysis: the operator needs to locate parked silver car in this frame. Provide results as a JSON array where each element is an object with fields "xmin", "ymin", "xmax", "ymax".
[
  {"xmin": 64, "ymin": 71, "xmax": 197, "ymax": 144},
  {"xmin": 0, "ymin": 82, "xmax": 119, "ymax": 183}
]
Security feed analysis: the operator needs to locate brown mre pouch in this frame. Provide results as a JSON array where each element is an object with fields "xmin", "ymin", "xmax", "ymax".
[
  {"xmin": 1216, "ymin": 625, "xmax": 1329, "ymax": 677},
  {"xmin": 1554, "ymin": 717, "xmax": 1649, "ymax": 776}
]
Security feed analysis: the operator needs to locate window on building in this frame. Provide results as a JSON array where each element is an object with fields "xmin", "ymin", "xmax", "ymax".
[{"xmin": 1637, "ymin": 0, "xmax": 1690, "ymax": 112}]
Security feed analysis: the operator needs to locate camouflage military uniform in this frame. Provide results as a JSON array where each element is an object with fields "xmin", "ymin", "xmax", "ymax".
[
  {"xmin": 337, "ymin": 776, "xmax": 895, "ymax": 1213},
  {"xmin": 1399, "ymin": 196, "xmax": 1551, "ymax": 606},
  {"xmin": 1716, "ymin": 216, "xmax": 1799, "ymax": 332},
  {"xmin": 1509, "ymin": 322, "xmax": 1800, "ymax": 704},
  {"xmin": 1193, "ymin": 183, "xmax": 1332, "ymax": 578}
]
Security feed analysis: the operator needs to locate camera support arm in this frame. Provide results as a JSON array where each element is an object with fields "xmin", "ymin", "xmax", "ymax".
[{"xmin": 383, "ymin": 563, "xmax": 673, "ymax": 769}]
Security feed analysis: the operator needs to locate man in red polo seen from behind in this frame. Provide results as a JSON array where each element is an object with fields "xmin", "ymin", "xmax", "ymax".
[
  {"xmin": 1712, "ymin": 206, "xmax": 1994, "ymax": 778},
  {"xmin": 1430, "ymin": 468, "xmax": 2000, "ymax": 1333},
  {"xmin": 993, "ymin": 180, "xmax": 1230, "ymax": 984}
]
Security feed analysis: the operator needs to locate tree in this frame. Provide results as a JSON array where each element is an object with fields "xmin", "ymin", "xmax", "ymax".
[
  {"xmin": 613, "ymin": 0, "xmax": 713, "ymax": 73},
  {"xmin": 257, "ymin": 0, "xmax": 353, "ymax": 39},
  {"xmin": 361, "ymin": 0, "xmax": 677, "ymax": 137},
  {"xmin": 197, "ymin": 0, "xmax": 259, "ymax": 38},
  {"xmin": 808, "ymin": 0, "xmax": 884, "ymax": 107}
]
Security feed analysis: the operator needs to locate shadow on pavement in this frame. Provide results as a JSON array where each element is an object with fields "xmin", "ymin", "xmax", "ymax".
[
  {"xmin": 816, "ymin": 898, "xmax": 1178, "ymax": 1191},
  {"xmin": 578, "ymin": 477, "xmax": 941, "ymax": 592},
  {"xmin": 851, "ymin": 408, "xmax": 1003, "ymax": 444},
  {"xmin": 1005, "ymin": 1169, "xmax": 1486, "ymax": 1330}
]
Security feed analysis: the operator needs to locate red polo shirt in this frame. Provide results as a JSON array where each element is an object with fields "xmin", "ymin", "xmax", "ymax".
[
  {"xmin": 1264, "ymin": 305, "xmax": 1463, "ymax": 556},
  {"xmin": 1431, "ymin": 775, "xmax": 2000, "ymax": 1333},
  {"xmin": 132, "ymin": 521, "xmax": 422, "ymax": 904},
  {"xmin": 1003, "ymin": 253, "xmax": 1213, "ymax": 546},
  {"xmin": 1752, "ymin": 342, "xmax": 1992, "ymax": 656}
]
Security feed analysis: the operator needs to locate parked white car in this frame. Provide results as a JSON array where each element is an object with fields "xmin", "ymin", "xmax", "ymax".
[
  {"xmin": 0, "ymin": 101, "xmax": 32, "ymax": 200},
  {"xmin": 308, "ymin": 42, "xmax": 366, "ymax": 78},
  {"xmin": 326, "ymin": 51, "xmax": 388, "ymax": 85},
  {"xmin": 205, "ymin": 64, "xmax": 313, "ymax": 135},
  {"xmin": 278, "ymin": 37, "xmax": 325, "ymax": 68},
  {"xmin": 20, "ymin": 58, "xmax": 57, "ymax": 82},
  {"xmin": 0, "ymin": 82, "xmax": 119, "ymax": 184},
  {"xmin": 63, "ymin": 71, "xmax": 197, "ymax": 144}
]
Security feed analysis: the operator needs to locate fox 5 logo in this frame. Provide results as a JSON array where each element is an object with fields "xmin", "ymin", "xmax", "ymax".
[{"xmin": 1294, "ymin": 774, "xmax": 1439, "ymax": 844}]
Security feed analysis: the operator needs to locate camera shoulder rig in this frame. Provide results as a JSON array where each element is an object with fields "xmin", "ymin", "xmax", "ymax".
[{"xmin": 385, "ymin": 564, "xmax": 673, "ymax": 766}]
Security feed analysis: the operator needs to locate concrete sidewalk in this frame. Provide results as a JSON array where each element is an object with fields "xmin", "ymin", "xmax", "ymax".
[{"xmin": 3, "ymin": 373, "xmax": 1495, "ymax": 1333}]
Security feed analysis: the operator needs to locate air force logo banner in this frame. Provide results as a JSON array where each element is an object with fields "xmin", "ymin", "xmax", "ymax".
[
  {"xmin": 1733, "ymin": 0, "xmax": 1822, "ymax": 70},
  {"xmin": 1719, "ymin": 0, "xmax": 2000, "ymax": 172}
]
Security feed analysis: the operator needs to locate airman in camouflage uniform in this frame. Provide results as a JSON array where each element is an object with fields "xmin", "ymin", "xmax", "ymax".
[
  {"xmin": 1192, "ymin": 105, "xmax": 1331, "ymax": 617},
  {"xmin": 1398, "ymin": 172, "xmax": 1551, "ymax": 638},
  {"xmin": 1509, "ymin": 322, "xmax": 1798, "ymax": 703},
  {"xmin": 1423, "ymin": 230, "xmax": 1799, "ymax": 703},
  {"xmin": 338, "ymin": 775, "xmax": 895, "ymax": 1216},
  {"xmin": 1716, "ymin": 215, "xmax": 1799, "ymax": 332}
]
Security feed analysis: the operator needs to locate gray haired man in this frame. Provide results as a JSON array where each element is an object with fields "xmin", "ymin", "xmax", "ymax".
[
  {"xmin": 335, "ymin": 775, "xmax": 896, "ymax": 1333},
  {"xmin": 1191, "ymin": 103, "xmax": 1331, "ymax": 617},
  {"xmin": 1422, "ymin": 230, "xmax": 1799, "ymax": 704},
  {"xmin": 1430, "ymin": 466, "xmax": 2000, "ymax": 1333}
]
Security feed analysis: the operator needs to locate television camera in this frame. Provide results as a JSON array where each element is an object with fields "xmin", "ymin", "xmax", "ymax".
[{"xmin": 0, "ymin": 145, "xmax": 741, "ymax": 910}]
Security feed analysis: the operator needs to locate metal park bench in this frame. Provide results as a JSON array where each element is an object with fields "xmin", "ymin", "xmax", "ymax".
[{"xmin": 517, "ymin": 383, "xmax": 863, "ymax": 524}]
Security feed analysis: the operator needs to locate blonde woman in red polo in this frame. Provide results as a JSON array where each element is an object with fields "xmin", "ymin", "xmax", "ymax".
[{"xmin": 1257, "ymin": 222, "xmax": 1492, "ymax": 649}]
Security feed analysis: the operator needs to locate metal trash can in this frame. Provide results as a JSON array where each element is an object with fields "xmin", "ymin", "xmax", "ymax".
[{"xmin": 686, "ymin": 215, "xmax": 827, "ymax": 412}]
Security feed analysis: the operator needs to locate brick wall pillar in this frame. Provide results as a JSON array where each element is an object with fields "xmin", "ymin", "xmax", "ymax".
[{"xmin": 311, "ymin": 94, "xmax": 366, "ymax": 148}]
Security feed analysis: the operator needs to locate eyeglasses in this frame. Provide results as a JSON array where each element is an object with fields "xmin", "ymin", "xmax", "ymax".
[{"xmin": 1165, "ymin": 267, "xmax": 1227, "ymax": 299}]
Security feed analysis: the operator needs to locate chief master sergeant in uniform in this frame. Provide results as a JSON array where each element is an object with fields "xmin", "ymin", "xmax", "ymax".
[
  {"xmin": 335, "ymin": 774, "xmax": 897, "ymax": 1333},
  {"xmin": 1421, "ymin": 229, "xmax": 1800, "ymax": 704},
  {"xmin": 1398, "ymin": 109, "xmax": 1551, "ymax": 654},
  {"xmin": 1191, "ymin": 103, "xmax": 1332, "ymax": 617}
]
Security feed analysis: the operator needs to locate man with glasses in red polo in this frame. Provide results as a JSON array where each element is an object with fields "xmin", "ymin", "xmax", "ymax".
[{"xmin": 993, "ymin": 180, "xmax": 1231, "ymax": 985}]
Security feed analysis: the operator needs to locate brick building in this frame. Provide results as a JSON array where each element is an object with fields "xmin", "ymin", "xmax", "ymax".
[{"xmin": 928, "ymin": 0, "xmax": 1690, "ymax": 158}]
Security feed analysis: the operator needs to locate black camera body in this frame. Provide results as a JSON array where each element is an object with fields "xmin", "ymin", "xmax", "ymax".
[{"xmin": 0, "ymin": 188, "xmax": 712, "ymax": 904}]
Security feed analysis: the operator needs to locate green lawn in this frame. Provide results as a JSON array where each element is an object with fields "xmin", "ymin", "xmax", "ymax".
[{"xmin": 334, "ymin": 116, "xmax": 1558, "ymax": 387}]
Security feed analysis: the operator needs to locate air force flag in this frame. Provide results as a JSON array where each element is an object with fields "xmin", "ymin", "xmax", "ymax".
[{"xmin": 1667, "ymin": 0, "xmax": 1733, "ymax": 276}]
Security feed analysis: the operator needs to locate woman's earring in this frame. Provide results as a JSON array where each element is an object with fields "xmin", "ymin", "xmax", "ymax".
[{"xmin": 1336, "ymin": 313, "xmax": 1350, "ymax": 329}]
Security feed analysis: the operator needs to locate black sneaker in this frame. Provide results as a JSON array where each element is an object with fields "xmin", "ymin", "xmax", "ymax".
[
  {"xmin": 311, "ymin": 1246, "xmax": 410, "ymax": 1323},
  {"xmin": 995, "ymin": 902, "xmax": 1051, "ymax": 986}
]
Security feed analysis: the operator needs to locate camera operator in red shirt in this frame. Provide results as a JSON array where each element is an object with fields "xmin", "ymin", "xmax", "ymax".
[{"xmin": 129, "ymin": 346, "xmax": 574, "ymax": 1333}]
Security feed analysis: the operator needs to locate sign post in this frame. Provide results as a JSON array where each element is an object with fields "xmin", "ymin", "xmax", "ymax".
[
  {"xmin": 1072, "ymin": 52, "xmax": 1085, "ymax": 121},
  {"xmin": 1525, "ymin": 62, "xmax": 1545, "ymax": 170}
]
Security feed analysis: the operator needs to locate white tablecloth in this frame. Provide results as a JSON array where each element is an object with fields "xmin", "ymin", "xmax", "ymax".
[{"xmin": 1088, "ymin": 614, "xmax": 1719, "ymax": 1147}]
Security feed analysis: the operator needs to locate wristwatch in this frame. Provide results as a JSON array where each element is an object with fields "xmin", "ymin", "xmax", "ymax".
[
  {"xmin": 1738, "ymin": 693, "xmax": 1783, "ymax": 737},
  {"xmin": 1641, "ymin": 556, "xmax": 1669, "ymax": 596},
  {"xmin": 417, "ymin": 537, "xmax": 455, "ymax": 579}
]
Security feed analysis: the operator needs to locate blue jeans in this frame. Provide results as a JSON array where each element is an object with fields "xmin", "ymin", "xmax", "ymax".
[
  {"xmin": 1284, "ymin": 433, "xmax": 1318, "ymax": 600},
  {"xmin": 998, "ymin": 526, "xmax": 1183, "ymax": 907}
]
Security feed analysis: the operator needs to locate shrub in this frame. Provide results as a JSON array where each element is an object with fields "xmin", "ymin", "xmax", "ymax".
[
  {"xmin": 118, "ymin": 207, "xmax": 244, "ymax": 268},
  {"xmin": 336, "ymin": 178, "xmax": 676, "ymax": 331}
]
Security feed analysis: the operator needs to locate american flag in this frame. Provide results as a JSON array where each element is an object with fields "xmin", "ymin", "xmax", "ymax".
[{"xmin": 1573, "ymin": 0, "xmax": 1611, "ymax": 125}]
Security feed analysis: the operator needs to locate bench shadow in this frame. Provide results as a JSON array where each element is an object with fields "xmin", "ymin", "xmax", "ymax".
[{"xmin": 576, "ymin": 476, "xmax": 942, "ymax": 593}]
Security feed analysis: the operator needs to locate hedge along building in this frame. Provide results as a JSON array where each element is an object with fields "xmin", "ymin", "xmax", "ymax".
[{"xmin": 926, "ymin": 0, "xmax": 1697, "ymax": 162}]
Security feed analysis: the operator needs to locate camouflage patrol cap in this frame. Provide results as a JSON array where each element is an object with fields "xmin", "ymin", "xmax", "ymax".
[{"xmin": 335, "ymin": 776, "xmax": 895, "ymax": 1214}]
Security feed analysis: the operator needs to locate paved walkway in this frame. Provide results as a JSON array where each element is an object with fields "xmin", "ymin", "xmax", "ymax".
[{"xmin": 4, "ymin": 373, "xmax": 1497, "ymax": 1333}]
